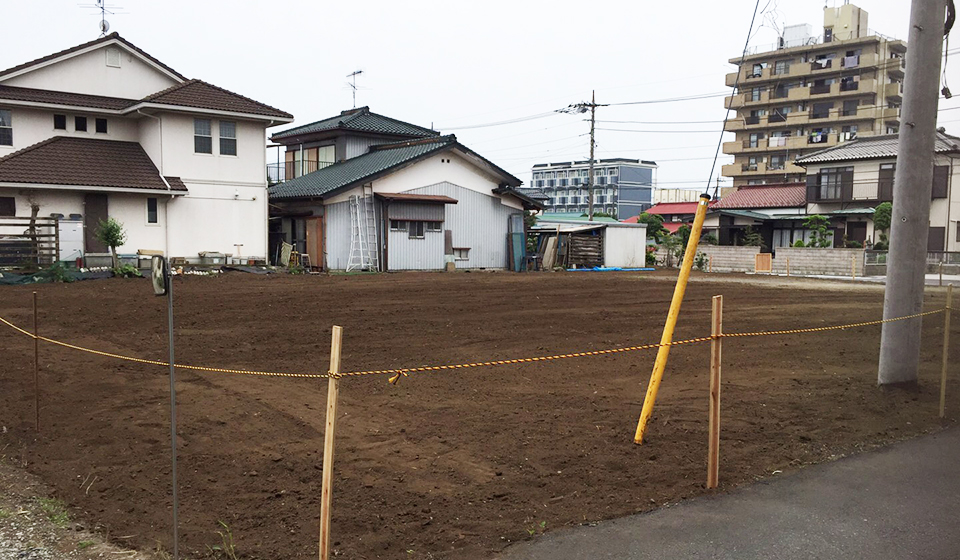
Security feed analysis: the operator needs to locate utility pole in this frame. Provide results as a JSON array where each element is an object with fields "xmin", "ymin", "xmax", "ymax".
[
  {"xmin": 559, "ymin": 92, "xmax": 607, "ymax": 221},
  {"xmin": 588, "ymin": 90, "xmax": 597, "ymax": 221},
  {"xmin": 878, "ymin": 0, "xmax": 948, "ymax": 385}
]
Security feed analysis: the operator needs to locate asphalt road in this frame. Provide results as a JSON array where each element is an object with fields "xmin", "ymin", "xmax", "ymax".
[{"xmin": 498, "ymin": 426, "xmax": 960, "ymax": 560}]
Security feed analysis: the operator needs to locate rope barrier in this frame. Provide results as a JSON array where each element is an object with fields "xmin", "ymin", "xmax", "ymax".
[{"xmin": 0, "ymin": 307, "xmax": 949, "ymax": 382}]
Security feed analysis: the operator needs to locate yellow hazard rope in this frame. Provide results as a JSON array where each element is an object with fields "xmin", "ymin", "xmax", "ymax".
[{"xmin": 0, "ymin": 307, "xmax": 948, "ymax": 382}]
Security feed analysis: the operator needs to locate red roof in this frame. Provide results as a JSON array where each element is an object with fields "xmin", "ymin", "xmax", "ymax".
[
  {"xmin": 663, "ymin": 222, "xmax": 688, "ymax": 233},
  {"xmin": 644, "ymin": 201, "xmax": 703, "ymax": 216},
  {"xmin": 712, "ymin": 183, "xmax": 806, "ymax": 209}
]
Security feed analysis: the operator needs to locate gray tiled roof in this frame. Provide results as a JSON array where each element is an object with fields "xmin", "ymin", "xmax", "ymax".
[
  {"xmin": 515, "ymin": 187, "xmax": 549, "ymax": 201},
  {"xmin": 271, "ymin": 107, "xmax": 438, "ymax": 141},
  {"xmin": 269, "ymin": 136, "xmax": 456, "ymax": 200},
  {"xmin": 796, "ymin": 131, "xmax": 960, "ymax": 164}
]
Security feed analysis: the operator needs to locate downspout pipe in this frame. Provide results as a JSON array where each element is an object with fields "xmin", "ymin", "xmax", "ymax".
[{"xmin": 138, "ymin": 109, "xmax": 174, "ymax": 258}]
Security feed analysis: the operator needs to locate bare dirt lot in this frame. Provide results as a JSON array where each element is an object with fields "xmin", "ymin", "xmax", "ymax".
[{"xmin": 0, "ymin": 271, "xmax": 957, "ymax": 559}]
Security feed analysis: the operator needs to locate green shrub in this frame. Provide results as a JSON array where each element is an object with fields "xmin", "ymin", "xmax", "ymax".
[
  {"xmin": 792, "ymin": 239, "xmax": 806, "ymax": 247},
  {"xmin": 112, "ymin": 264, "xmax": 142, "ymax": 278},
  {"xmin": 700, "ymin": 233, "xmax": 719, "ymax": 245}
]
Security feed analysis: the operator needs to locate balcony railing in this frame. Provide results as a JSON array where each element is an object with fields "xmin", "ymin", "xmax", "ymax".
[
  {"xmin": 744, "ymin": 115, "xmax": 761, "ymax": 125},
  {"xmin": 810, "ymin": 83, "xmax": 832, "ymax": 95},
  {"xmin": 267, "ymin": 160, "xmax": 335, "ymax": 184},
  {"xmin": 769, "ymin": 111, "xmax": 788, "ymax": 123},
  {"xmin": 840, "ymin": 80, "xmax": 860, "ymax": 92}
]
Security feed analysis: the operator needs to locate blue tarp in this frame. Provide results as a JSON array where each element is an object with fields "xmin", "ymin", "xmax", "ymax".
[{"xmin": 566, "ymin": 267, "xmax": 655, "ymax": 272}]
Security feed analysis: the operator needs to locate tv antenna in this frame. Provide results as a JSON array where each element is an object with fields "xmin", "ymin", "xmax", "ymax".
[
  {"xmin": 346, "ymin": 70, "xmax": 363, "ymax": 108},
  {"xmin": 78, "ymin": 1, "xmax": 127, "ymax": 37}
]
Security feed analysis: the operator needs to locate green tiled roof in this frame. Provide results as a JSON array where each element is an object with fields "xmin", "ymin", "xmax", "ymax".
[
  {"xmin": 271, "ymin": 107, "xmax": 439, "ymax": 141},
  {"xmin": 269, "ymin": 136, "xmax": 456, "ymax": 200}
]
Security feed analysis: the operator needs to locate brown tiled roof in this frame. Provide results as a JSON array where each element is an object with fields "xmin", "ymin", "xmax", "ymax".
[
  {"xmin": 712, "ymin": 183, "xmax": 807, "ymax": 209},
  {"xmin": 0, "ymin": 85, "xmax": 137, "ymax": 111},
  {"xmin": 0, "ymin": 136, "xmax": 187, "ymax": 192},
  {"xmin": 143, "ymin": 79, "xmax": 293, "ymax": 119},
  {"xmin": 0, "ymin": 32, "xmax": 187, "ymax": 81}
]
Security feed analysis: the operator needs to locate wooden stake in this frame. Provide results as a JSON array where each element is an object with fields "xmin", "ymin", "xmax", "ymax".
[
  {"xmin": 33, "ymin": 291, "xmax": 39, "ymax": 432},
  {"xmin": 707, "ymin": 295, "xmax": 723, "ymax": 489},
  {"xmin": 786, "ymin": 257, "xmax": 790, "ymax": 277},
  {"xmin": 319, "ymin": 326, "xmax": 343, "ymax": 560},
  {"xmin": 941, "ymin": 285, "xmax": 952, "ymax": 418},
  {"xmin": 851, "ymin": 255, "xmax": 856, "ymax": 280},
  {"xmin": 708, "ymin": 255, "xmax": 713, "ymax": 273},
  {"xmin": 939, "ymin": 262, "xmax": 944, "ymax": 287}
]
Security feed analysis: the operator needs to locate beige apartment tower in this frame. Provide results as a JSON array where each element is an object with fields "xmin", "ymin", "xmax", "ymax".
[{"xmin": 721, "ymin": 3, "xmax": 906, "ymax": 188}]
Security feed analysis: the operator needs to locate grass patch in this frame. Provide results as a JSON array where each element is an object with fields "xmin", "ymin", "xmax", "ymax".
[
  {"xmin": 77, "ymin": 540, "xmax": 95, "ymax": 550},
  {"xmin": 0, "ymin": 508, "xmax": 10, "ymax": 519},
  {"xmin": 36, "ymin": 497, "xmax": 70, "ymax": 527}
]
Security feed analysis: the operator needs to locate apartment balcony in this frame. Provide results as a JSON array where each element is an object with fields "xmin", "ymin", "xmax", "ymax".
[
  {"xmin": 725, "ymin": 66, "xmax": 772, "ymax": 87},
  {"xmin": 810, "ymin": 59, "xmax": 834, "ymax": 72},
  {"xmin": 810, "ymin": 83, "xmax": 833, "ymax": 95},
  {"xmin": 807, "ymin": 132, "xmax": 838, "ymax": 146},
  {"xmin": 881, "ymin": 107, "xmax": 900, "ymax": 121},
  {"xmin": 787, "ymin": 86, "xmax": 811, "ymax": 101},
  {"xmin": 726, "ymin": 115, "xmax": 766, "ymax": 131},
  {"xmin": 267, "ymin": 160, "xmax": 334, "ymax": 184},
  {"xmin": 884, "ymin": 82, "xmax": 903, "ymax": 100}
]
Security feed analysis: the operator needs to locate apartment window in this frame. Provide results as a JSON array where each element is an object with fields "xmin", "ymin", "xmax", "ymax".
[
  {"xmin": 774, "ymin": 60, "xmax": 791, "ymax": 75},
  {"xmin": 425, "ymin": 221, "xmax": 442, "ymax": 232},
  {"xmin": 750, "ymin": 87, "xmax": 762, "ymax": 101},
  {"xmin": 748, "ymin": 132, "xmax": 764, "ymax": 148},
  {"xmin": 0, "ymin": 109, "xmax": 11, "ymax": 145},
  {"xmin": 769, "ymin": 154, "xmax": 786, "ymax": 170},
  {"xmin": 54, "ymin": 114, "xmax": 66, "ymax": 130},
  {"xmin": 95, "ymin": 118, "xmax": 108, "ymax": 133},
  {"xmin": 219, "ymin": 121, "xmax": 237, "ymax": 156},
  {"xmin": 75, "ymin": 116, "xmax": 87, "ymax": 132},
  {"xmin": 454, "ymin": 248, "xmax": 470, "ymax": 260},
  {"xmin": 409, "ymin": 220, "xmax": 425, "ymax": 239},
  {"xmin": 146, "ymin": 197, "xmax": 158, "ymax": 224},
  {"xmin": 841, "ymin": 99, "xmax": 860, "ymax": 117},
  {"xmin": 194, "ymin": 119, "xmax": 212, "ymax": 154},
  {"xmin": 812, "ymin": 102, "xmax": 833, "ymax": 119},
  {"xmin": 390, "ymin": 220, "xmax": 407, "ymax": 231},
  {"xmin": 0, "ymin": 196, "xmax": 14, "ymax": 216}
]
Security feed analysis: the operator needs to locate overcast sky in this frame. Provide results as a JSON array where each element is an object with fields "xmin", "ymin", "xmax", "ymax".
[{"xmin": 2, "ymin": 0, "xmax": 954, "ymax": 192}]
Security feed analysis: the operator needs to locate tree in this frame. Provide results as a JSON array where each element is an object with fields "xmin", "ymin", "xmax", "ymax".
[
  {"xmin": 634, "ymin": 213, "xmax": 667, "ymax": 243},
  {"xmin": 676, "ymin": 224, "xmax": 692, "ymax": 252},
  {"xmin": 873, "ymin": 202, "xmax": 892, "ymax": 250},
  {"xmin": 803, "ymin": 215, "xmax": 833, "ymax": 248},
  {"xmin": 741, "ymin": 226, "xmax": 765, "ymax": 248},
  {"xmin": 95, "ymin": 217, "xmax": 127, "ymax": 269}
]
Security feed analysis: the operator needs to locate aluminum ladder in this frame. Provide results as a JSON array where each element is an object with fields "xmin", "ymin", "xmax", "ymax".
[{"xmin": 346, "ymin": 188, "xmax": 379, "ymax": 272}]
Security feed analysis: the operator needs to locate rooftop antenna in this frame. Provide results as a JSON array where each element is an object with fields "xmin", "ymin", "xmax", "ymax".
[
  {"xmin": 346, "ymin": 70, "xmax": 363, "ymax": 108},
  {"xmin": 78, "ymin": 1, "xmax": 126, "ymax": 36}
]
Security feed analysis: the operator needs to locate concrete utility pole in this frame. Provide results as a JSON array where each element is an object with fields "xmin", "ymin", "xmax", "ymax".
[
  {"xmin": 588, "ymin": 90, "xmax": 597, "ymax": 221},
  {"xmin": 878, "ymin": 0, "xmax": 948, "ymax": 385}
]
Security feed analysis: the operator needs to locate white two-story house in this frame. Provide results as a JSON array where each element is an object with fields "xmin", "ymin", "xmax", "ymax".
[{"xmin": 0, "ymin": 32, "xmax": 292, "ymax": 265}]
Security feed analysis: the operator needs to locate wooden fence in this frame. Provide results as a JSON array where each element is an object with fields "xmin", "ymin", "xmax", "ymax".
[{"xmin": 0, "ymin": 216, "xmax": 60, "ymax": 269}]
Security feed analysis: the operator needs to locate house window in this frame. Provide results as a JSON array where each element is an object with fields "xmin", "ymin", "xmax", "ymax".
[
  {"xmin": 409, "ymin": 220, "xmax": 425, "ymax": 239},
  {"xmin": 425, "ymin": 221, "xmax": 442, "ymax": 232},
  {"xmin": 819, "ymin": 167, "xmax": 853, "ymax": 200},
  {"xmin": 0, "ymin": 109, "xmax": 11, "ymax": 145},
  {"xmin": 194, "ymin": 119, "xmax": 212, "ymax": 154},
  {"xmin": 956, "ymin": 222, "xmax": 960, "ymax": 243},
  {"xmin": 0, "ymin": 196, "xmax": 15, "ymax": 216},
  {"xmin": 219, "ymin": 121, "xmax": 237, "ymax": 156},
  {"xmin": 878, "ymin": 163, "xmax": 896, "ymax": 201},
  {"xmin": 390, "ymin": 220, "xmax": 407, "ymax": 231},
  {"xmin": 932, "ymin": 165, "xmax": 949, "ymax": 199},
  {"xmin": 75, "ymin": 116, "xmax": 87, "ymax": 132},
  {"xmin": 146, "ymin": 197, "xmax": 158, "ymax": 224},
  {"xmin": 454, "ymin": 248, "xmax": 470, "ymax": 260},
  {"xmin": 95, "ymin": 118, "xmax": 107, "ymax": 133},
  {"xmin": 54, "ymin": 114, "xmax": 66, "ymax": 130}
]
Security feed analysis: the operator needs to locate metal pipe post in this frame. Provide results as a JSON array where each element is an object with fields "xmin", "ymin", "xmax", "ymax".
[{"xmin": 167, "ymin": 265, "xmax": 179, "ymax": 560}]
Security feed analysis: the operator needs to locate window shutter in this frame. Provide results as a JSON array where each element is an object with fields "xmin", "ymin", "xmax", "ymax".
[
  {"xmin": 841, "ymin": 169, "xmax": 854, "ymax": 201},
  {"xmin": 928, "ymin": 226, "xmax": 946, "ymax": 251},
  {"xmin": 878, "ymin": 165, "xmax": 895, "ymax": 201},
  {"xmin": 806, "ymin": 173, "xmax": 819, "ymax": 202},
  {"xmin": 931, "ymin": 165, "xmax": 949, "ymax": 199}
]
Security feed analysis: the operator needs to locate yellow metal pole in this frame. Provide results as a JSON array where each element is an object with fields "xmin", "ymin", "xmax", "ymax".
[{"xmin": 634, "ymin": 194, "xmax": 711, "ymax": 444}]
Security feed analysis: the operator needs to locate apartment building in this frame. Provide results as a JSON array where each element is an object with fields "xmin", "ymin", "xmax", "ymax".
[
  {"xmin": 721, "ymin": 3, "xmax": 906, "ymax": 188},
  {"xmin": 529, "ymin": 158, "xmax": 657, "ymax": 219}
]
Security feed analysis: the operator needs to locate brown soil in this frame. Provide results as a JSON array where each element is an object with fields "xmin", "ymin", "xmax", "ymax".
[{"xmin": 0, "ymin": 271, "xmax": 956, "ymax": 560}]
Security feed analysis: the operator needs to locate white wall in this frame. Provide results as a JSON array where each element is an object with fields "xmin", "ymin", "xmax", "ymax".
[
  {"xmin": 603, "ymin": 225, "xmax": 647, "ymax": 267},
  {"xmin": 0, "ymin": 106, "xmax": 139, "ymax": 157},
  {"xmin": 1, "ymin": 44, "xmax": 179, "ymax": 100},
  {"xmin": 326, "ymin": 150, "xmax": 522, "ymax": 210},
  {"xmin": 153, "ymin": 112, "xmax": 267, "ymax": 185},
  {"xmin": 166, "ymin": 182, "xmax": 268, "ymax": 260}
]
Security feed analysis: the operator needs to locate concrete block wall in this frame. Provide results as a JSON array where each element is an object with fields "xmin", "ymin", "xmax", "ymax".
[
  {"xmin": 773, "ymin": 247, "xmax": 865, "ymax": 276},
  {"xmin": 655, "ymin": 245, "xmax": 760, "ymax": 272}
]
